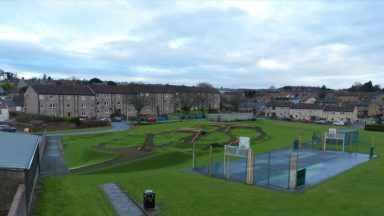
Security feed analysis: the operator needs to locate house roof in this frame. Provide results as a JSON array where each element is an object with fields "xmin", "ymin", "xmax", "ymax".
[
  {"xmin": 12, "ymin": 95, "xmax": 24, "ymax": 106},
  {"xmin": 239, "ymin": 102, "xmax": 266, "ymax": 110},
  {"xmin": 315, "ymin": 98, "xmax": 338, "ymax": 105},
  {"xmin": 291, "ymin": 103, "xmax": 324, "ymax": 110},
  {"xmin": 267, "ymin": 102, "xmax": 293, "ymax": 108},
  {"xmin": 3, "ymin": 98, "xmax": 15, "ymax": 107},
  {"xmin": 31, "ymin": 85, "xmax": 94, "ymax": 95},
  {"xmin": 323, "ymin": 105, "xmax": 356, "ymax": 112},
  {"xmin": 0, "ymin": 132, "xmax": 40, "ymax": 170},
  {"xmin": 88, "ymin": 84, "xmax": 128, "ymax": 94},
  {"xmin": 335, "ymin": 92, "xmax": 360, "ymax": 97},
  {"xmin": 32, "ymin": 84, "xmax": 219, "ymax": 95}
]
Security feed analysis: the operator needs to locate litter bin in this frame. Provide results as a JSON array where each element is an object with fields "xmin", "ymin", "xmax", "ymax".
[{"xmin": 143, "ymin": 190, "xmax": 155, "ymax": 209}]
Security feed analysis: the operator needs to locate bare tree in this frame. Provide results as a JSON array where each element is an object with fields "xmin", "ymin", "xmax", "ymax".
[
  {"xmin": 131, "ymin": 92, "xmax": 149, "ymax": 123},
  {"xmin": 229, "ymin": 92, "xmax": 245, "ymax": 112},
  {"xmin": 177, "ymin": 92, "xmax": 195, "ymax": 118},
  {"xmin": 195, "ymin": 82, "xmax": 215, "ymax": 116}
]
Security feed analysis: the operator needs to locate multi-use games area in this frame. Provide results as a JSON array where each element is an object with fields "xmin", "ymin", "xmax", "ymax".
[{"xmin": 36, "ymin": 119, "xmax": 383, "ymax": 216}]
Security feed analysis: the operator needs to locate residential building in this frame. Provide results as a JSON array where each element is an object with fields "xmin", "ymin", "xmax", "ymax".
[
  {"xmin": 322, "ymin": 105, "xmax": 357, "ymax": 123},
  {"xmin": 266, "ymin": 102, "xmax": 358, "ymax": 123},
  {"xmin": 266, "ymin": 102, "xmax": 292, "ymax": 118},
  {"xmin": 335, "ymin": 92, "xmax": 360, "ymax": 103},
  {"xmin": 25, "ymin": 85, "xmax": 96, "ymax": 118},
  {"xmin": 0, "ymin": 101, "xmax": 9, "ymax": 121},
  {"xmin": 25, "ymin": 84, "xmax": 220, "ymax": 118},
  {"xmin": 290, "ymin": 104, "xmax": 324, "ymax": 120},
  {"xmin": 238, "ymin": 102, "xmax": 266, "ymax": 115}
]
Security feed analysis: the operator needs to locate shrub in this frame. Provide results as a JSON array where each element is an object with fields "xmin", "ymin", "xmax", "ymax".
[{"xmin": 365, "ymin": 124, "xmax": 384, "ymax": 132}]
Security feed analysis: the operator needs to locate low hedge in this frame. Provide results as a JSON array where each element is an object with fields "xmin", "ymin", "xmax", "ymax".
[{"xmin": 365, "ymin": 124, "xmax": 384, "ymax": 132}]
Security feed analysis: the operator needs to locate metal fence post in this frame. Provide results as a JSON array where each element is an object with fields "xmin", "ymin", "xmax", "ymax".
[
  {"xmin": 267, "ymin": 152, "xmax": 271, "ymax": 186},
  {"xmin": 208, "ymin": 146, "xmax": 212, "ymax": 176}
]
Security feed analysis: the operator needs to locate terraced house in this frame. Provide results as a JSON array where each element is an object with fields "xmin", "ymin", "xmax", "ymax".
[
  {"xmin": 290, "ymin": 103, "xmax": 324, "ymax": 120},
  {"xmin": 266, "ymin": 102, "xmax": 358, "ymax": 123},
  {"xmin": 24, "ymin": 84, "xmax": 220, "ymax": 118}
]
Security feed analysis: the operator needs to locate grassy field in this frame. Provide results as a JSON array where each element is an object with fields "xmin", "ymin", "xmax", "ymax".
[{"xmin": 37, "ymin": 119, "xmax": 384, "ymax": 216}]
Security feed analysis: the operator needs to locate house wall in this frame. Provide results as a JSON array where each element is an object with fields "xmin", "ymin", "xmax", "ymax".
[
  {"xmin": 267, "ymin": 107, "xmax": 290, "ymax": 118},
  {"xmin": 37, "ymin": 94, "xmax": 95, "ymax": 117},
  {"xmin": 0, "ymin": 170, "xmax": 24, "ymax": 212},
  {"xmin": 337, "ymin": 95, "xmax": 359, "ymax": 103},
  {"xmin": 25, "ymin": 87, "xmax": 221, "ymax": 118},
  {"xmin": 290, "ymin": 109, "xmax": 323, "ymax": 120},
  {"xmin": 0, "ymin": 108, "xmax": 9, "ymax": 120},
  {"xmin": 368, "ymin": 103, "xmax": 381, "ymax": 117},
  {"xmin": 322, "ymin": 108, "xmax": 357, "ymax": 123},
  {"xmin": 24, "ymin": 87, "xmax": 38, "ymax": 114}
]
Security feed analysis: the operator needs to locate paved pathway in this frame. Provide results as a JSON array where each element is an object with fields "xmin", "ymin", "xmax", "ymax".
[
  {"xmin": 47, "ymin": 122, "xmax": 130, "ymax": 137},
  {"xmin": 40, "ymin": 136, "xmax": 70, "ymax": 176},
  {"xmin": 100, "ymin": 183, "xmax": 146, "ymax": 216}
]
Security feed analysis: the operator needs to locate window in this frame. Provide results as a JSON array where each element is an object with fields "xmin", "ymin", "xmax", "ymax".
[
  {"xmin": 105, "ymin": 110, "xmax": 109, "ymax": 113},
  {"xmin": 91, "ymin": 104, "xmax": 95, "ymax": 108},
  {"xmin": 81, "ymin": 104, "xmax": 86, "ymax": 108},
  {"xmin": 39, "ymin": 95, "xmax": 44, "ymax": 100},
  {"xmin": 67, "ymin": 104, "xmax": 70, "ymax": 107},
  {"xmin": 49, "ymin": 95, "xmax": 54, "ymax": 99},
  {"xmin": 50, "ymin": 104, "xmax": 56, "ymax": 109},
  {"xmin": 50, "ymin": 113, "xmax": 56, "ymax": 116},
  {"xmin": 81, "ymin": 112, "xmax": 86, "ymax": 116},
  {"xmin": 104, "ymin": 102, "xmax": 109, "ymax": 105},
  {"xmin": 97, "ymin": 101, "xmax": 100, "ymax": 105},
  {"xmin": 117, "ymin": 101, "xmax": 120, "ymax": 105}
]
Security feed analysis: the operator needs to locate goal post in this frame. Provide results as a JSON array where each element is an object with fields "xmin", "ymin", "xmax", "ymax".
[{"xmin": 224, "ymin": 136, "xmax": 253, "ymax": 184}]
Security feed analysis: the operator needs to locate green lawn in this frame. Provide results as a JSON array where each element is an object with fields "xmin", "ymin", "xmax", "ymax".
[
  {"xmin": 153, "ymin": 132, "xmax": 191, "ymax": 145},
  {"xmin": 37, "ymin": 120, "xmax": 384, "ymax": 216}
]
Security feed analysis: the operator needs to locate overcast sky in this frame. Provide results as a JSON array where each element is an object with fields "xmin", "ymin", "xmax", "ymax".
[{"xmin": 1, "ymin": 0, "xmax": 384, "ymax": 89}]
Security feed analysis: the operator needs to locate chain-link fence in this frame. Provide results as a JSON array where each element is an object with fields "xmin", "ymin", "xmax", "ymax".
[{"xmin": 194, "ymin": 141, "xmax": 373, "ymax": 191}]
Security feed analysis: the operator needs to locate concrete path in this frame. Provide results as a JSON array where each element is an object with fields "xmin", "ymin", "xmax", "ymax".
[
  {"xmin": 100, "ymin": 183, "xmax": 146, "ymax": 216},
  {"xmin": 47, "ymin": 122, "xmax": 130, "ymax": 137},
  {"xmin": 40, "ymin": 136, "xmax": 70, "ymax": 176}
]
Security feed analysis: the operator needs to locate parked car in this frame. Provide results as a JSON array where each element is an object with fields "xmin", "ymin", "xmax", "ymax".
[
  {"xmin": 99, "ymin": 117, "xmax": 111, "ymax": 122},
  {"xmin": 112, "ymin": 117, "xmax": 122, "ymax": 122},
  {"xmin": 303, "ymin": 118, "xmax": 312, "ymax": 123},
  {"xmin": 147, "ymin": 117, "xmax": 157, "ymax": 123},
  {"xmin": 314, "ymin": 119, "xmax": 326, "ymax": 124},
  {"xmin": 0, "ymin": 125, "xmax": 16, "ymax": 133},
  {"xmin": 282, "ymin": 116, "xmax": 294, "ymax": 121},
  {"xmin": 332, "ymin": 121, "xmax": 345, "ymax": 126}
]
